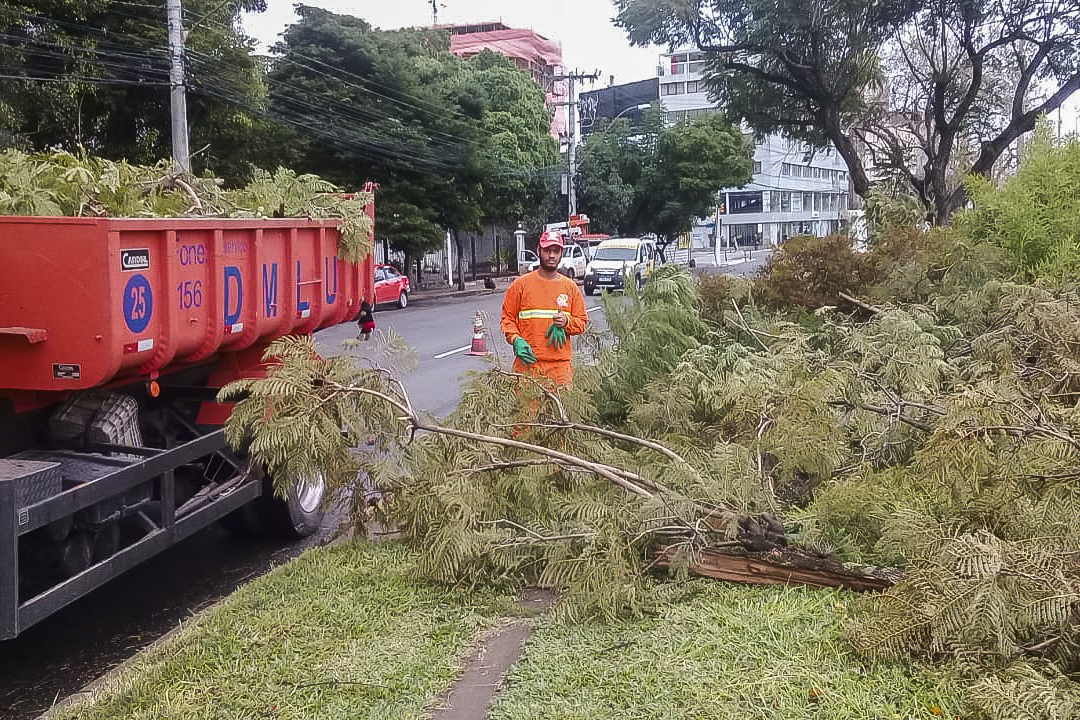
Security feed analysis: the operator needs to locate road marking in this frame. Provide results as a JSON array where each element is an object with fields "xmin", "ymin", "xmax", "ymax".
[
  {"xmin": 434, "ymin": 344, "xmax": 472, "ymax": 359},
  {"xmin": 587, "ymin": 305, "xmax": 603, "ymax": 313}
]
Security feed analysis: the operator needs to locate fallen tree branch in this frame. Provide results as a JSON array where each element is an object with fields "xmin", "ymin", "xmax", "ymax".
[
  {"xmin": 652, "ymin": 545, "xmax": 903, "ymax": 592},
  {"xmin": 494, "ymin": 420, "xmax": 702, "ymax": 485}
]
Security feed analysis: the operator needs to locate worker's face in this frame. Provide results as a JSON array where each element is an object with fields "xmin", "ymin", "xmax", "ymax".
[{"xmin": 539, "ymin": 244, "xmax": 563, "ymax": 271}]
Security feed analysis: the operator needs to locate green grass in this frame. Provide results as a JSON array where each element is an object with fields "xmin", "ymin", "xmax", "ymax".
[
  {"xmin": 51, "ymin": 545, "xmax": 967, "ymax": 720},
  {"xmin": 490, "ymin": 582, "xmax": 965, "ymax": 720},
  {"xmin": 50, "ymin": 541, "xmax": 510, "ymax": 720}
]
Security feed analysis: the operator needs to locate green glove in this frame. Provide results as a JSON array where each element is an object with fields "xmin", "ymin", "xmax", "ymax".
[
  {"xmin": 513, "ymin": 337, "xmax": 537, "ymax": 364},
  {"xmin": 545, "ymin": 323, "xmax": 568, "ymax": 350}
]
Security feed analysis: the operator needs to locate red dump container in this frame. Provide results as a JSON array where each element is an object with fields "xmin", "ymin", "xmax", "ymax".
[{"xmin": 0, "ymin": 217, "xmax": 374, "ymax": 394}]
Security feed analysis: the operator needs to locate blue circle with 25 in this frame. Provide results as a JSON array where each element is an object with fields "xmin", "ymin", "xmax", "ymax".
[{"xmin": 123, "ymin": 274, "xmax": 153, "ymax": 334}]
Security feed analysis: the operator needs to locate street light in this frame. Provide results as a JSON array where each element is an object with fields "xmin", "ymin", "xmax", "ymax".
[{"xmin": 611, "ymin": 102, "xmax": 651, "ymax": 122}]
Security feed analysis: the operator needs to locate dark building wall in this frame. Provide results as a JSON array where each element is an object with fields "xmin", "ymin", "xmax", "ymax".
[{"xmin": 578, "ymin": 78, "xmax": 659, "ymax": 135}]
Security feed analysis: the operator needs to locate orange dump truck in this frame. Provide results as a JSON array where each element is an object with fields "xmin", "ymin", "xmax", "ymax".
[{"xmin": 0, "ymin": 213, "xmax": 374, "ymax": 639}]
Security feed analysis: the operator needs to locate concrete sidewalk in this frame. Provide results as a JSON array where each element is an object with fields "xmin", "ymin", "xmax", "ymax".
[{"xmin": 408, "ymin": 275, "xmax": 516, "ymax": 304}]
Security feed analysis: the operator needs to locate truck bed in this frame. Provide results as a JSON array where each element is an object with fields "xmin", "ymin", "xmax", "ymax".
[{"xmin": 0, "ymin": 217, "xmax": 374, "ymax": 401}]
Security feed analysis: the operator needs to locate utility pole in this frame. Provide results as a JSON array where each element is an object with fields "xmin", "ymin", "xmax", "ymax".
[
  {"xmin": 429, "ymin": 0, "xmax": 440, "ymax": 25},
  {"xmin": 554, "ymin": 69, "xmax": 599, "ymax": 224},
  {"xmin": 166, "ymin": 0, "xmax": 190, "ymax": 172}
]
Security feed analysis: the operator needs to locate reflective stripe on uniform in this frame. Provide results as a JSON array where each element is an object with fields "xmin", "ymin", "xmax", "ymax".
[{"xmin": 517, "ymin": 309, "xmax": 560, "ymax": 320}]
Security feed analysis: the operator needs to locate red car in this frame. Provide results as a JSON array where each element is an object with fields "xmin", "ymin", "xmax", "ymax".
[{"xmin": 374, "ymin": 264, "xmax": 411, "ymax": 308}]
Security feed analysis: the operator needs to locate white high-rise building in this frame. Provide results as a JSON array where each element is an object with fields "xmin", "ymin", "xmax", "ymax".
[{"xmin": 659, "ymin": 50, "xmax": 853, "ymax": 247}]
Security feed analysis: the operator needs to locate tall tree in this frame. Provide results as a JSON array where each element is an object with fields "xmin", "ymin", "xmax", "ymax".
[
  {"xmin": 268, "ymin": 10, "xmax": 555, "ymax": 288},
  {"xmin": 614, "ymin": 0, "xmax": 1080, "ymax": 223},
  {"xmin": 0, "ymin": 0, "xmax": 271, "ymax": 181},
  {"xmin": 576, "ymin": 107, "xmax": 753, "ymax": 261}
]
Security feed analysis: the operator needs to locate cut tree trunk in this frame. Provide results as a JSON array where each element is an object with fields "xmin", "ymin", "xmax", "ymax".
[{"xmin": 652, "ymin": 545, "xmax": 903, "ymax": 592}]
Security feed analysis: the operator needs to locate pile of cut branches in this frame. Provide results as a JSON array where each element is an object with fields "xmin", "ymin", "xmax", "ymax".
[
  {"xmin": 0, "ymin": 149, "xmax": 373, "ymax": 260},
  {"xmin": 228, "ymin": 263, "xmax": 1080, "ymax": 719}
]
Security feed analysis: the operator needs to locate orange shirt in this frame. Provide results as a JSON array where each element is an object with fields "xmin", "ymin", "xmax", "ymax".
[{"xmin": 500, "ymin": 271, "xmax": 588, "ymax": 364}]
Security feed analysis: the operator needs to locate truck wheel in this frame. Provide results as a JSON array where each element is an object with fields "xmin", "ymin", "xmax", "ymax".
[
  {"xmin": 566, "ymin": 268, "xmax": 575, "ymax": 280},
  {"xmin": 262, "ymin": 471, "xmax": 326, "ymax": 539},
  {"xmin": 397, "ymin": 290, "xmax": 409, "ymax": 309},
  {"xmin": 584, "ymin": 285, "xmax": 595, "ymax": 296},
  {"xmin": 58, "ymin": 532, "xmax": 93, "ymax": 578}
]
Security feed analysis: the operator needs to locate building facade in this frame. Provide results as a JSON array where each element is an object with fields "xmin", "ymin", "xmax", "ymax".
[
  {"xmin": 444, "ymin": 21, "xmax": 565, "ymax": 138},
  {"xmin": 580, "ymin": 51, "xmax": 856, "ymax": 248}
]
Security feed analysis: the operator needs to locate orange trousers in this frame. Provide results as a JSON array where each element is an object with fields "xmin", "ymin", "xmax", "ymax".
[{"xmin": 512, "ymin": 358, "xmax": 573, "ymax": 388}]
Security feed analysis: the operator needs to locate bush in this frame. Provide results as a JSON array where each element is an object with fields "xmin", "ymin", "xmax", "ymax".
[
  {"xmin": 953, "ymin": 118, "xmax": 1080, "ymax": 286},
  {"xmin": 754, "ymin": 233, "xmax": 880, "ymax": 310},
  {"xmin": 696, "ymin": 272, "xmax": 754, "ymax": 323}
]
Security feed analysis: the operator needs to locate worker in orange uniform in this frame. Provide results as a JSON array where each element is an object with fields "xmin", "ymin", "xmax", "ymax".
[{"xmin": 500, "ymin": 231, "xmax": 588, "ymax": 387}]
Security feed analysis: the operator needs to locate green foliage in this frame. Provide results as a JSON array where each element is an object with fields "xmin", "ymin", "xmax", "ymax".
[
  {"xmin": 0, "ymin": 149, "xmax": 373, "ymax": 260},
  {"xmin": 269, "ymin": 11, "xmax": 556, "ymax": 278},
  {"xmin": 953, "ymin": 119, "xmax": 1080, "ymax": 286},
  {"xmin": 754, "ymin": 233, "xmax": 881, "ymax": 310},
  {"xmin": 575, "ymin": 110, "xmax": 753, "ymax": 253},
  {"xmin": 0, "ymin": 0, "xmax": 271, "ymax": 177},
  {"xmin": 614, "ymin": 0, "xmax": 1080, "ymax": 222},
  {"xmin": 590, "ymin": 265, "xmax": 710, "ymax": 425},
  {"xmin": 230, "ymin": 170, "xmax": 1080, "ymax": 718}
]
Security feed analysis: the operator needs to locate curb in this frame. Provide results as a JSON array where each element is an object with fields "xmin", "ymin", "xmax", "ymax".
[{"xmin": 410, "ymin": 287, "xmax": 506, "ymax": 304}]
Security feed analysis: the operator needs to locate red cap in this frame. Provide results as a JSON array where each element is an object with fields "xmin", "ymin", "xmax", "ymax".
[{"xmin": 538, "ymin": 231, "xmax": 565, "ymax": 248}]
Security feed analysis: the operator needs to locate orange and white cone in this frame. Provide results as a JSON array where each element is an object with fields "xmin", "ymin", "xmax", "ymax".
[{"xmin": 466, "ymin": 310, "xmax": 490, "ymax": 356}]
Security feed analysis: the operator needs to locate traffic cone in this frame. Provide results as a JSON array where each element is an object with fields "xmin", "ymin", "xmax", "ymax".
[{"xmin": 466, "ymin": 310, "xmax": 491, "ymax": 356}]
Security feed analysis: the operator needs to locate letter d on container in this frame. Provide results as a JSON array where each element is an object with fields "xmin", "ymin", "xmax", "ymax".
[{"xmin": 224, "ymin": 266, "xmax": 242, "ymax": 325}]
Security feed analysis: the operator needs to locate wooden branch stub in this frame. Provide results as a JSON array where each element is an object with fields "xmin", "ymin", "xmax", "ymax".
[
  {"xmin": 839, "ymin": 291, "xmax": 881, "ymax": 315},
  {"xmin": 652, "ymin": 545, "xmax": 903, "ymax": 592}
]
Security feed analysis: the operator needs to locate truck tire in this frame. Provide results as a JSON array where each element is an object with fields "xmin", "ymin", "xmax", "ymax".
[
  {"xmin": 219, "ymin": 468, "xmax": 326, "ymax": 539},
  {"xmin": 263, "ymin": 470, "xmax": 326, "ymax": 538}
]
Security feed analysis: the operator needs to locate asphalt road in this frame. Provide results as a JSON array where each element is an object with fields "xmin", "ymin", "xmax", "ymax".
[{"xmin": 315, "ymin": 289, "xmax": 609, "ymax": 419}]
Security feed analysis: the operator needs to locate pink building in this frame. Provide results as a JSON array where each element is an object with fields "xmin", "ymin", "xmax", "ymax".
[{"xmin": 443, "ymin": 21, "xmax": 565, "ymax": 138}]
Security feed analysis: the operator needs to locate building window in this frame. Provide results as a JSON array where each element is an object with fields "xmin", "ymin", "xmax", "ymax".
[
  {"xmin": 803, "ymin": 192, "xmax": 814, "ymax": 211},
  {"xmin": 840, "ymin": 193, "xmax": 848, "ymax": 210},
  {"xmin": 685, "ymin": 80, "xmax": 704, "ymax": 93},
  {"xmin": 662, "ymin": 82, "xmax": 683, "ymax": 95},
  {"xmin": 729, "ymin": 191, "xmax": 763, "ymax": 214},
  {"xmin": 780, "ymin": 191, "xmax": 791, "ymax": 212},
  {"xmin": 781, "ymin": 163, "xmax": 791, "ymax": 176},
  {"xmin": 753, "ymin": 160, "xmax": 762, "ymax": 173}
]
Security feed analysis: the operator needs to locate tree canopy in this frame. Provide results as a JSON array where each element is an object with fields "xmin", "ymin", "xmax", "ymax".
[
  {"xmin": 0, "ymin": 0, "xmax": 272, "ymax": 182},
  {"xmin": 265, "ymin": 9, "xmax": 557, "ymax": 284},
  {"xmin": 575, "ymin": 106, "xmax": 752, "ymax": 259},
  {"xmin": 615, "ymin": 0, "xmax": 1080, "ymax": 222}
]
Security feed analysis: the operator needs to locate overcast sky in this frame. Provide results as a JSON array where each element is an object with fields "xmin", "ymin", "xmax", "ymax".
[{"xmin": 242, "ymin": 0, "xmax": 667, "ymax": 87}]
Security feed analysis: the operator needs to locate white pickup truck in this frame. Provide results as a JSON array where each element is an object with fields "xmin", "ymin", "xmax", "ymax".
[{"xmin": 527, "ymin": 242, "xmax": 588, "ymax": 280}]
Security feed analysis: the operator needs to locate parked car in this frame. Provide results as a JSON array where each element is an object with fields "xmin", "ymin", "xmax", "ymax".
[
  {"xmin": 519, "ymin": 249, "xmax": 538, "ymax": 272},
  {"xmin": 527, "ymin": 242, "xmax": 588, "ymax": 279},
  {"xmin": 583, "ymin": 237, "xmax": 657, "ymax": 295},
  {"xmin": 374, "ymin": 263, "xmax": 410, "ymax": 308}
]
